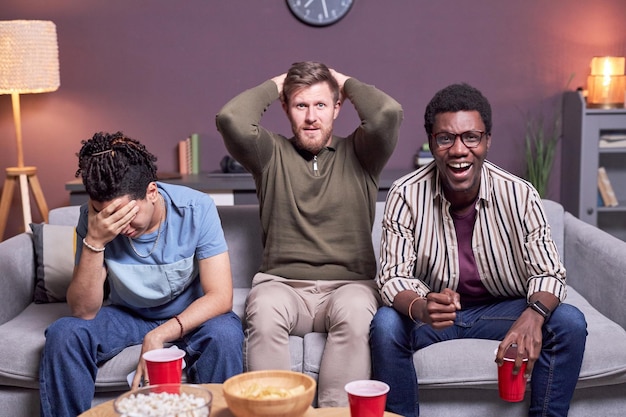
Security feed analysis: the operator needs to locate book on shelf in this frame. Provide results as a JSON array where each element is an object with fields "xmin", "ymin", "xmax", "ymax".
[
  {"xmin": 599, "ymin": 133, "xmax": 626, "ymax": 148},
  {"xmin": 190, "ymin": 133, "xmax": 200, "ymax": 174},
  {"xmin": 178, "ymin": 137, "xmax": 191, "ymax": 175},
  {"xmin": 178, "ymin": 133, "xmax": 201, "ymax": 175},
  {"xmin": 597, "ymin": 166, "xmax": 619, "ymax": 207}
]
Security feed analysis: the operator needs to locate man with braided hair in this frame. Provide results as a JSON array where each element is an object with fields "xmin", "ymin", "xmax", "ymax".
[{"xmin": 39, "ymin": 132, "xmax": 244, "ymax": 417}]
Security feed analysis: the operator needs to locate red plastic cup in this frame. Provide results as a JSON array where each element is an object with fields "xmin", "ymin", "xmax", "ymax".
[
  {"xmin": 345, "ymin": 380, "xmax": 390, "ymax": 417},
  {"xmin": 143, "ymin": 348, "xmax": 186, "ymax": 390},
  {"xmin": 497, "ymin": 345, "xmax": 529, "ymax": 402}
]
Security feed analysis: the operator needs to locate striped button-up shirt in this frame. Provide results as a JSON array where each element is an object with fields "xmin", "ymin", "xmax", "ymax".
[{"xmin": 376, "ymin": 161, "xmax": 567, "ymax": 307}]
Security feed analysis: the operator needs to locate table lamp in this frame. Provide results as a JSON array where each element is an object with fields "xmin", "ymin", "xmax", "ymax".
[
  {"xmin": 0, "ymin": 20, "xmax": 60, "ymax": 240},
  {"xmin": 586, "ymin": 56, "xmax": 625, "ymax": 108}
]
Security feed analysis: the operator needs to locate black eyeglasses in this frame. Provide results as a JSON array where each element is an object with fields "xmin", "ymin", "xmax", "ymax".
[{"xmin": 431, "ymin": 130, "xmax": 486, "ymax": 150}]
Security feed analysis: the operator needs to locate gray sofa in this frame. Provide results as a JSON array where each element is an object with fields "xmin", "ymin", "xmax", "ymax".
[{"xmin": 1, "ymin": 200, "xmax": 625, "ymax": 417}]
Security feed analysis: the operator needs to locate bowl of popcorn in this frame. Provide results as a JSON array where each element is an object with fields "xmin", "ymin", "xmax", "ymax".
[
  {"xmin": 113, "ymin": 383, "xmax": 212, "ymax": 417},
  {"xmin": 223, "ymin": 370, "xmax": 316, "ymax": 417}
]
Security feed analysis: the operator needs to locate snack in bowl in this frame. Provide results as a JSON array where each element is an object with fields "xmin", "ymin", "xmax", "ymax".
[
  {"xmin": 223, "ymin": 370, "xmax": 316, "ymax": 417},
  {"xmin": 113, "ymin": 383, "xmax": 212, "ymax": 417},
  {"xmin": 239, "ymin": 382, "xmax": 306, "ymax": 399}
]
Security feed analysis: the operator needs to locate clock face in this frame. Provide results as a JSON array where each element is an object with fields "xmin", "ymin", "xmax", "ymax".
[{"xmin": 287, "ymin": 0, "xmax": 354, "ymax": 27}]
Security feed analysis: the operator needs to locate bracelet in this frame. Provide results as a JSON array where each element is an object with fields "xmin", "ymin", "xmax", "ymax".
[
  {"xmin": 407, "ymin": 296, "xmax": 425, "ymax": 323},
  {"xmin": 82, "ymin": 238, "xmax": 105, "ymax": 253},
  {"xmin": 173, "ymin": 315, "xmax": 184, "ymax": 339}
]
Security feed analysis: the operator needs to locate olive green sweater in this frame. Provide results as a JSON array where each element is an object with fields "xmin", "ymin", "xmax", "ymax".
[{"xmin": 216, "ymin": 78, "xmax": 402, "ymax": 281}]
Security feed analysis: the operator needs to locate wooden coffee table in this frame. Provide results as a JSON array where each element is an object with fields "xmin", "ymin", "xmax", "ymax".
[{"xmin": 79, "ymin": 383, "xmax": 401, "ymax": 416}]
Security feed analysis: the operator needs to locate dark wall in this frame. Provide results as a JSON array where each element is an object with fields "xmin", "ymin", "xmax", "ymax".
[{"xmin": 1, "ymin": 0, "xmax": 625, "ymax": 239}]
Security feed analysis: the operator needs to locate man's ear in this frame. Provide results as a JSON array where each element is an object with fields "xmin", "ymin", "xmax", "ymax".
[
  {"xmin": 146, "ymin": 182, "xmax": 159, "ymax": 203},
  {"xmin": 333, "ymin": 100, "xmax": 341, "ymax": 120}
]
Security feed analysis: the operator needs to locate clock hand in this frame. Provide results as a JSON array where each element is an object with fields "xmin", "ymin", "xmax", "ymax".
[{"xmin": 321, "ymin": 0, "xmax": 329, "ymax": 18}]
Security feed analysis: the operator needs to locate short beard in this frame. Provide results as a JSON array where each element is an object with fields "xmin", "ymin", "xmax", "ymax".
[{"xmin": 292, "ymin": 127, "xmax": 332, "ymax": 155}]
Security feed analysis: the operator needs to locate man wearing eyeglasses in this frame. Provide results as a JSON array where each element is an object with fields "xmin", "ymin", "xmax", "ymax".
[{"xmin": 370, "ymin": 83, "xmax": 587, "ymax": 417}]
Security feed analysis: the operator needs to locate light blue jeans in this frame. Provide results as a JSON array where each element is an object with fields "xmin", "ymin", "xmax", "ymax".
[
  {"xmin": 370, "ymin": 298, "xmax": 587, "ymax": 417},
  {"xmin": 39, "ymin": 305, "xmax": 244, "ymax": 417}
]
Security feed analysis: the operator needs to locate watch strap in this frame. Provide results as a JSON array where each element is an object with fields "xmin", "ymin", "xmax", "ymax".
[{"xmin": 528, "ymin": 300, "xmax": 552, "ymax": 320}]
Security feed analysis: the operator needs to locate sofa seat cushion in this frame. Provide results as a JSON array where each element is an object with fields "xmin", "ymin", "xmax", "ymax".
[
  {"xmin": 281, "ymin": 286, "xmax": 626, "ymax": 392},
  {"xmin": 0, "ymin": 303, "xmax": 144, "ymax": 392},
  {"xmin": 93, "ymin": 345, "xmax": 142, "ymax": 391},
  {"xmin": 232, "ymin": 288, "xmax": 249, "ymax": 320},
  {"xmin": 414, "ymin": 286, "xmax": 626, "ymax": 390},
  {"xmin": 0, "ymin": 303, "xmax": 70, "ymax": 389},
  {"xmin": 303, "ymin": 332, "xmax": 327, "ymax": 377}
]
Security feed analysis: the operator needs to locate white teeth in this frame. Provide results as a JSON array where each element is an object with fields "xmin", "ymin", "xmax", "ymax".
[{"xmin": 450, "ymin": 162, "xmax": 470, "ymax": 169}]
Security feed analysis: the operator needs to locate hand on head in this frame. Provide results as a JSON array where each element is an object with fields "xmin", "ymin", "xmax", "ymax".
[
  {"xmin": 329, "ymin": 69, "xmax": 349, "ymax": 103},
  {"xmin": 271, "ymin": 73, "xmax": 287, "ymax": 99},
  {"xmin": 87, "ymin": 198, "xmax": 138, "ymax": 247}
]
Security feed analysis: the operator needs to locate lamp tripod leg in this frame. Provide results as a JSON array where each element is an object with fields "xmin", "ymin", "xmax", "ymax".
[
  {"xmin": 0, "ymin": 176, "xmax": 18, "ymax": 241},
  {"xmin": 0, "ymin": 168, "xmax": 50, "ymax": 241},
  {"xmin": 18, "ymin": 174, "xmax": 32, "ymax": 232},
  {"xmin": 28, "ymin": 173, "xmax": 49, "ymax": 223}
]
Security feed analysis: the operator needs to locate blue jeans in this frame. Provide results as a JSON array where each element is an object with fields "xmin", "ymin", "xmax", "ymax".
[
  {"xmin": 39, "ymin": 306, "xmax": 244, "ymax": 417},
  {"xmin": 370, "ymin": 299, "xmax": 587, "ymax": 417}
]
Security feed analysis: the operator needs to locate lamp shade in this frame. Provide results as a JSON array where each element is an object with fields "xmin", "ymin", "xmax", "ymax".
[
  {"xmin": 0, "ymin": 20, "xmax": 60, "ymax": 94},
  {"xmin": 590, "ymin": 56, "xmax": 625, "ymax": 76},
  {"xmin": 586, "ymin": 56, "xmax": 626, "ymax": 108}
]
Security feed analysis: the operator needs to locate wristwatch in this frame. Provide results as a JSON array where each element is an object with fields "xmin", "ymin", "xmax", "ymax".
[{"xmin": 527, "ymin": 300, "xmax": 552, "ymax": 321}]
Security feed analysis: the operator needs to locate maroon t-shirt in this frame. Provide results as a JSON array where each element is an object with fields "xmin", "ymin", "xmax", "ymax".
[{"xmin": 452, "ymin": 209, "xmax": 491, "ymax": 307}]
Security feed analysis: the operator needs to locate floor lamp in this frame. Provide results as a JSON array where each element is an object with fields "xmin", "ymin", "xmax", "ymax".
[{"xmin": 0, "ymin": 20, "xmax": 60, "ymax": 240}]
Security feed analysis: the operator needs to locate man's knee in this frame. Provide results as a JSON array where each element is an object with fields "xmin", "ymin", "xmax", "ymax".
[
  {"xmin": 328, "ymin": 283, "xmax": 379, "ymax": 321},
  {"xmin": 205, "ymin": 313, "xmax": 245, "ymax": 345},
  {"xmin": 550, "ymin": 303, "xmax": 587, "ymax": 340},
  {"xmin": 370, "ymin": 306, "xmax": 404, "ymax": 341},
  {"xmin": 45, "ymin": 317, "xmax": 87, "ymax": 346},
  {"xmin": 245, "ymin": 284, "xmax": 295, "ymax": 332}
]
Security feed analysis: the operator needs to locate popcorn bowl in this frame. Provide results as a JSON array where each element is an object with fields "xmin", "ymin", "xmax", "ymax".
[{"xmin": 113, "ymin": 383, "xmax": 212, "ymax": 417}]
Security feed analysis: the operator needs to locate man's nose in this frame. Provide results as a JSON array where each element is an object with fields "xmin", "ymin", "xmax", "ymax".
[{"xmin": 305, "ymin": 107, "xmax": 317, "ymax": 122}]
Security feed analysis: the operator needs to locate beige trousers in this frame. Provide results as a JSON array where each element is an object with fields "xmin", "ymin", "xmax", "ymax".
[{"xmin": 244, "ymin": 273, "xmax": 381, "ymax": 407}]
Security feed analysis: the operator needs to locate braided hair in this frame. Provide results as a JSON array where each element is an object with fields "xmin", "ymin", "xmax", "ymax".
[{"xmin": 75, "ymin": 131, "xmax": 158, "ymax": 202}]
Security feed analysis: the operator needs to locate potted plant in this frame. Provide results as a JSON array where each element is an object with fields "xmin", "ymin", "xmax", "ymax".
[
  {"xmin": 524, "ymin": 77, "xmax": 574, "ymax": 198},
  {"xmin": 523, "ymin": 106, "xmax": 561, "ymax": 198}
]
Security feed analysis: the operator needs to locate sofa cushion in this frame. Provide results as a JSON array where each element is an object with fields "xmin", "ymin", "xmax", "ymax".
[
  {"xmin": 94, "ymin": 345, "xmax": 142, "ymax": 391},
  {"xmin": 303, "ymin": 332, "xmax": 326, "ymax": 376},
  {"xmin": 0, "ymin": 303, "xmax": 70, "ymax": 389},
  {"xmin": 29, "ymin": 223, "xmax": 76, "ymax": 303},
  {"xmin": 284, "ymin": 286, "xmax": 626, "ymax": 392},
  {"xmin": 232, "ymin": 288, "xmax": 249, "ymax": 320},
  {"xmin": 413, "ymin": 286, "xmax": 626, "ymax": 390},
  {"xmin": 542, "ymin": 199, "xmax": 564, "ymax": 257},
  {"xmin": 0, "ymin": 302, "xmax": 143, "ymax": 392}
]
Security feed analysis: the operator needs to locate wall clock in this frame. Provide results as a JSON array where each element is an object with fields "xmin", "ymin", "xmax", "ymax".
[{"xmin": 287, "ymin": 0, "xmax": 354, "ymax": 27}]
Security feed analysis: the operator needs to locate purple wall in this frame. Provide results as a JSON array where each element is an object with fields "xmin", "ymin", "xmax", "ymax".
[{"xmin": 1, "ymin": 0, "xmax": 625, "ymax": 239}]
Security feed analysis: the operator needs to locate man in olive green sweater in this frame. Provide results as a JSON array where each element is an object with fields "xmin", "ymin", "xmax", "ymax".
[{"xmin": 216, "ymin": 61, "xmax": 402, "ymax": 406}]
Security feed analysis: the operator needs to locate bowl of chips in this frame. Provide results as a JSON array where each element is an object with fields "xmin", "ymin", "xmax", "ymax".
[{"xmin": 223, "ymin": 370, "xmax": 316, "ymax": 417}]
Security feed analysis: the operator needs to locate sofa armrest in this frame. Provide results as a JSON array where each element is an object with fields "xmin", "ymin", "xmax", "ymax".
[
  {"xmin": 0, "ymin": 233, "xmax": 36, "ymax": 326},
  {"xmin": 564, "ymin": 212, "xmax": 626, "ymax": 329}
]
